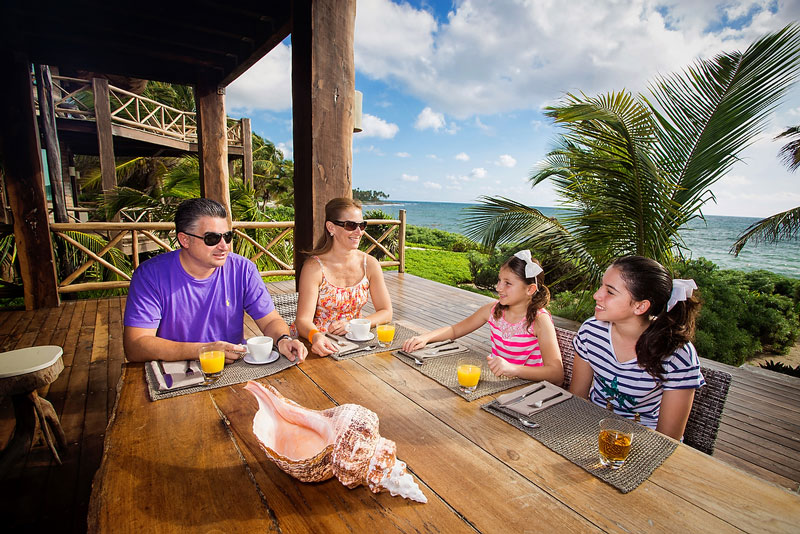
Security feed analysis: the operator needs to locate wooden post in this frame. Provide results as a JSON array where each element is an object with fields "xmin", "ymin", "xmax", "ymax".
[
  {"xmin": 196, "ymin": 76, "xmax": 231, "ymax": 221},
  {"xmin": 398, "ymin": 209, "xmax": 406, "ymax": 273},
  {"xmin": 292, "ymin": 0, "xmax": 357, "ymax": 286},
  {"xmin": 35, "ymin": 64, "xmax": 68, "ymax": 223},
  {"xmin": 242, "ymin": 118, "xmax": 253, "ymax": 188},
  {"xmin": 0, "ymin": 53, "xmax": 60, "ymax": 309},
  {"xmin": 92, "ymin": 77, "xmax": 118, "ymax": 219}
]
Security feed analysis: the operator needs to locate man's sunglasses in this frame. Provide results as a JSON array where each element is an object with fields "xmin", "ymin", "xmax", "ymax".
[
  {"xmin": 330, "ymin": 220, "xmax": 368, "ymax": 231},
  {"xmin": 183, "ymin": 231, "xmax": 234, "ymax": 246}
]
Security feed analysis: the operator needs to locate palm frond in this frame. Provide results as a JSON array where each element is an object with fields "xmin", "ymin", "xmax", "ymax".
[
  {"xmin": 647, "ymin": 23, "xmax": 800, "ymax": 217},
  {"xmin": 776, "ymin": 126, "xmax": 800, "ymax": 172},
  {"xmin": 731, "ymin": 206, "xmax": 800, "ymax": 255}
]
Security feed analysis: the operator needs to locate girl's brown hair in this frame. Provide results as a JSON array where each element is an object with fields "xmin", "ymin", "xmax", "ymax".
[
  {"xmin": 612, "ymin": 256, "xmax": 701, "ymax": 381},
  {"xmin": 493, "ymin": 254, "xmax": 550, "ymax": 330},
  {"xmin": 306, "ymin": 197, "xmax": 363, "ymax": 256}
]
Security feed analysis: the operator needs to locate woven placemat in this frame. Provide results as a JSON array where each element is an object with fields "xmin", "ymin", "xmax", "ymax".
[
  {"xmin": 144, "ymin": 355, "xmax": 296, "ymax": 401},
  {"xmin": 330, "ymin": 323, "xmax": 419, "ymax": 361},
  {"xmin": 394, "ymin": 350, "xmax": 529, "ymax": 401},
  {"xmin": 481, "ymin": 397, "xmax": 677, "ymax": 493}
]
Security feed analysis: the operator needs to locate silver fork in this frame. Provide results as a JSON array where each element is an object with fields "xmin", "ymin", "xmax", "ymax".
[
  {"xmin": 338, "ymin": 344, "xmax": 377, "ymax": 356},
  {"xmin": 185, "ymin": 361, "xmax": 194, "ymax": 376}
]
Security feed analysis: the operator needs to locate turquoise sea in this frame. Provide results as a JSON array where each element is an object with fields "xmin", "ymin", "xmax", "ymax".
[{"xmin": 363, "ymin": 200, "xmax": 800, "ymax": 279}]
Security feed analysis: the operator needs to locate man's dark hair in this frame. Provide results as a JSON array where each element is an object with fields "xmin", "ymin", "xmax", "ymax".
[{"xmin": 174, "ymin": 198, "xmax": 228, "ymax": 236}]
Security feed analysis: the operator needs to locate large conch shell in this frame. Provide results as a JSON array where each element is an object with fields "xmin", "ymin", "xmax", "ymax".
[{"xmin": 244, "ymin": 381, "xmax": 427, "ymax": 503}]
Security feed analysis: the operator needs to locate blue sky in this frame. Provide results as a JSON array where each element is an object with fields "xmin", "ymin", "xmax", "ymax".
[{"xmin": 227, "ymin": 0, "xmax": 800, "ymax": 218}]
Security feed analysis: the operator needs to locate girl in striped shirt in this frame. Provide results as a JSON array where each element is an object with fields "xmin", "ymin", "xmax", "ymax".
[
  {"xmin": 570, "ymin": 256, "xmax": 704, "ymax": 439},
  {"xmin": 402, "ymin": 251, "xmax": 564, "ymax": 384}
]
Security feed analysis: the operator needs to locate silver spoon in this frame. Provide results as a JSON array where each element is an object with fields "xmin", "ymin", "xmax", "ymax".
[{"xmin": 518, "ymin": 418, "xmax": 540, "ymax": 429}]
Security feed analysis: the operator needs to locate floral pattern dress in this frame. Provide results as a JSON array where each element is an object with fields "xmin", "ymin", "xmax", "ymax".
[{"xmin": 311, "ymin": 255, "xmax": 370, "ymax": 331}]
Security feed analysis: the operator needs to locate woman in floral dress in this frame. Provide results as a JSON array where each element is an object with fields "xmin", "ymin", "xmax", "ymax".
[{"xmin": 294, "ymin": 198, "xmax": 393, "ymax": 356}]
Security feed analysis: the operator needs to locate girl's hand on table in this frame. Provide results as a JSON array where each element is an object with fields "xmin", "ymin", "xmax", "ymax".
[
  {"xmin": 403, "ymin": 335, "xmax": 429, "ymax": 353},
  {"xmin": 487, "ymin": 354, "xmax": 517, "ymax": 378}
]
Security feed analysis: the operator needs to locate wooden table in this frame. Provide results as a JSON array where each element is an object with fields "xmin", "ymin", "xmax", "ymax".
[
  {"xmin": 0, "ymin": 345, "xmax": 67, "ymax": 475},
  {"xmin": 88, "ymin": 349, "xmax": 800, "ymax": 533}
]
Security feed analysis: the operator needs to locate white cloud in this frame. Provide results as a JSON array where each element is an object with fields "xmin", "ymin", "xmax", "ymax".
[
  {"xmin": 415, "ymin": 107, "xmax": 446, "ymax": 131},
  {"xmin": 396, "ymin": 152, "xmax": 411, "ymax": 158},
  {"xmin": 470, "ymin": 167, "xmax": 488, "ymax": 180},
  {"xmin": 423, "ymin": 181, "xmax": 443, "ymax": 190},
  {"xmin": 227, "ymin": 43, "xmax": 291, "ymax": 112},
  {"xmin": 455, "ymin": 152, "xmax": 470, "ymax": 161},
  {"xmin": 353, "ymin": 0, "xmax": 796, "ymax": 118},
  {"xmin": 426, "ymin": 154, "xmax": 440, "ymax": 160},
  {"xmin": 401, "ymin": 173, "xmax": 419, "ymax": 182},
  {"xmin": 276, "ymin": 142, "xmax": 292, "ymax": 160},
  {"xmin": 360, "ymin": 113, "xmax": 399, "ymax": 138},
  {"xmin": 496, "ymin": 154, "xmax": 517, "ymax": 168}
]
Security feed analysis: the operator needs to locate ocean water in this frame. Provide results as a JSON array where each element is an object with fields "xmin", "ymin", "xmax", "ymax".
[{"xmin": 363, "ymin": 200, "xmax": 800, "ymax": 279}]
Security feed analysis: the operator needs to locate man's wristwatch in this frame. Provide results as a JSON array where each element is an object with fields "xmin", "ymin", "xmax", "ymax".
[{"xmin": 275, "ymin": 334, "xmax": 292, "ymax": 350}]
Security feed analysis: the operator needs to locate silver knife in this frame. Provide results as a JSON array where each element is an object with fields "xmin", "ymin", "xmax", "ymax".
[
  {"xmin": 427, "ymin": 340, "xmax": 455, "ymax": 349},
  {"xmin": 500, "ymin": 384, "xmax": 546, "ymax": 406},
  {"xmin": 337, "ymin": 345, "xmax": 373, "ymax": 357},
  {"xmin": 423, "ymin": 344, "xmax": 461, "ymax": 355},
  {"xmin": 157, "ymin": 361, "xmax": 173, "ymax": 388}
]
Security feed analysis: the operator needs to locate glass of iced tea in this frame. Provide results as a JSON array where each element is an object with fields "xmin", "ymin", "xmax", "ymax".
[
  {"xmin": 199, "ymin": 345, "xmax": 225, "ymax": 385},
  {"xmin": 457, "ymin": 357, "xmax": 481, "ymax": 393},
  {"xmin": 598, "ymin": 418, "xmax": 634, "ymax": 469},
  {"xmin": 376, "ymin": 323, "xmax": 396, "ymax": 347}
]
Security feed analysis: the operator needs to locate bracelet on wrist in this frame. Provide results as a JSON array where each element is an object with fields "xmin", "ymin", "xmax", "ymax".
[
  {"xmin": 275, "ymin": 334, "xmax": 291, "ymax": 347},
  {"xmin": 307, "ymin": 329, "xmax": 320, "ymax": 344}
]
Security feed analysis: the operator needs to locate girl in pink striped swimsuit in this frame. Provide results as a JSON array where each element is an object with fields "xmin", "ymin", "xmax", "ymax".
[{"xmin": 403, "ymin": 251, "xmax": 564, "ymax": 385}]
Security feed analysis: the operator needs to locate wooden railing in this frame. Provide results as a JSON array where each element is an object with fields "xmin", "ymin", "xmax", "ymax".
[
  {"xmin": 48, "ymin": 212, "xmax": 406, "ymax": 294},
  {"xmin": 47, "ymin": 75, "xmax": 243, "ymax": 146}
]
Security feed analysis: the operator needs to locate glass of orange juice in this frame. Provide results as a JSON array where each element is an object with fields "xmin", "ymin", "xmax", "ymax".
[
  {"xmin": 376, "ymin": 323, "xmax": 396, "ymax": 347},
  {"xmin": 199, "ymin": 345, "xmax": 225, "ymax": 385},
  {"xmin": 457, "ymin": 357, "xmax": 481, "ymax": 393}
]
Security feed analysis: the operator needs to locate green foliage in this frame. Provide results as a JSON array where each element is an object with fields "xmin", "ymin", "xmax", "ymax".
[
  {"xmin": 353, "ymin": 188, "xmax": 388, "ymax": 202},
  {"xmin": 404, "ymin": 248, "xmax": 473, "ymax": 287},
  {"xmin": 548, "ymin": 290, "xmax": 596, "ymax": 322},
  {"xmin": 759, "ymin": 360, "xmax": 800, "ymax": 377},
  {"xmin": 406, "ymin": 225, "xmax": 480, "ymax": 252},
  {"xmin": 675, "ymin": 259, "xmax": 800, "ymax": 365}
]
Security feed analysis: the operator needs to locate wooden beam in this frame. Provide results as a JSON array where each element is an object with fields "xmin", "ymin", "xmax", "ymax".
[
  {"xmin": 241, "ymin": 118, "xmax": 253, "ymax": 188},
  {"xmin": 292, "ymin": 0, "xmax": 357, "ymax": 286},
  {"xmin": 34, "ymin": 64, "xmax": 68, "ymax": 223},
  {"xmin": 195, "ymin": 76, "xmax": 231, "ymax": 221},
  {"xmin": 92, "ymin": 77, "xmax": 118, "ymax": 219},
  {"xmin": 0, "ymin": 53, "xmax": 60, "ymax": 309}
]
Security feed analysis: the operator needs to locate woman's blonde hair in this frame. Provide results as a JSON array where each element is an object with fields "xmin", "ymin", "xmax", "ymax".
[{"xmin": 306, "ymin": 197, "xmax": 363, "ymax": 255}]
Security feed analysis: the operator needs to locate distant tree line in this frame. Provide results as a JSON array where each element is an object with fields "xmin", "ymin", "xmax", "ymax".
[{"xmin": 353, "ymin": 188, "xmax": 388, "ymax": 202}]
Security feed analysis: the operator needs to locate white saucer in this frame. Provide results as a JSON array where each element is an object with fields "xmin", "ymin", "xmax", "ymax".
[
  {"xmin": 345, "ymin": 332, "xmax": 374, "ymax": 342},
  {"xmin": 243, "ymin": 351, "xmax": 280, "ymax": 365}
]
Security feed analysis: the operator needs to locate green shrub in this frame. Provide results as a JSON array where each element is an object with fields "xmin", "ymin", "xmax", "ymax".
[
  {"xmin": 548, "ymin": 289, "xmax": 596, "ymax": 323},
  {"xmin": 674, "ymin": 259, "xmax": 800, "ymax": 365},
  {"xmin": 405, "ymin": 225, "xmax": 480, "ymax": 251},
  {"xmin": 364, "ymin": 209, "xmax": 398, "ymax": 260}
]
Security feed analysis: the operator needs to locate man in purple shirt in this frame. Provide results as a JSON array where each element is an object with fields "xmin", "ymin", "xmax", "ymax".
[{"xmin": 123, "ymin": 198, "xmax": 307, "ymax": 364}]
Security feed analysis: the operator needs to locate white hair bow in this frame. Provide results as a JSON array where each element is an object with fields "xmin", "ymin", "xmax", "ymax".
[
  {"xmin": 666, "ymin": 279, "xmax": 697, "ymax": 312},
  {"xmin": 513, "ymin": 250, "xmax": 543, "ymax": 279}
]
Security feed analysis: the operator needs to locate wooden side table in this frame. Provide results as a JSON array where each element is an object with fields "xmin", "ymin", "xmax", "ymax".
[{"xmin": 0, "ymin": 346, "xmax": 67, "ymax": 474}]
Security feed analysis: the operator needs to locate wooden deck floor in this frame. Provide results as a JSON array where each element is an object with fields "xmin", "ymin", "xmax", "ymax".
[{"xmin": 1, "ymin": 272, "xmax": 798, "ymax": 532}]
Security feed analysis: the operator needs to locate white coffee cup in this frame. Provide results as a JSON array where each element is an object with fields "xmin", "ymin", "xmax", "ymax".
[
  {"xmin": 246, "ymin": 336, "xmax": 275, "ymax": 362},
  {"xmin": 346, "ymin": 318, "xmax": 371, "ymax": 340}
]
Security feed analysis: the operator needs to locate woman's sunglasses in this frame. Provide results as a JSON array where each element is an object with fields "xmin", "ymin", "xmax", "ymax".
[
  {"xmin": 183, "ymin": 231, "xmax": 234, "ymax": 246},
  {"xmin": 330, "ymin": 220, "xmax": 368, "ymax": 231}
]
